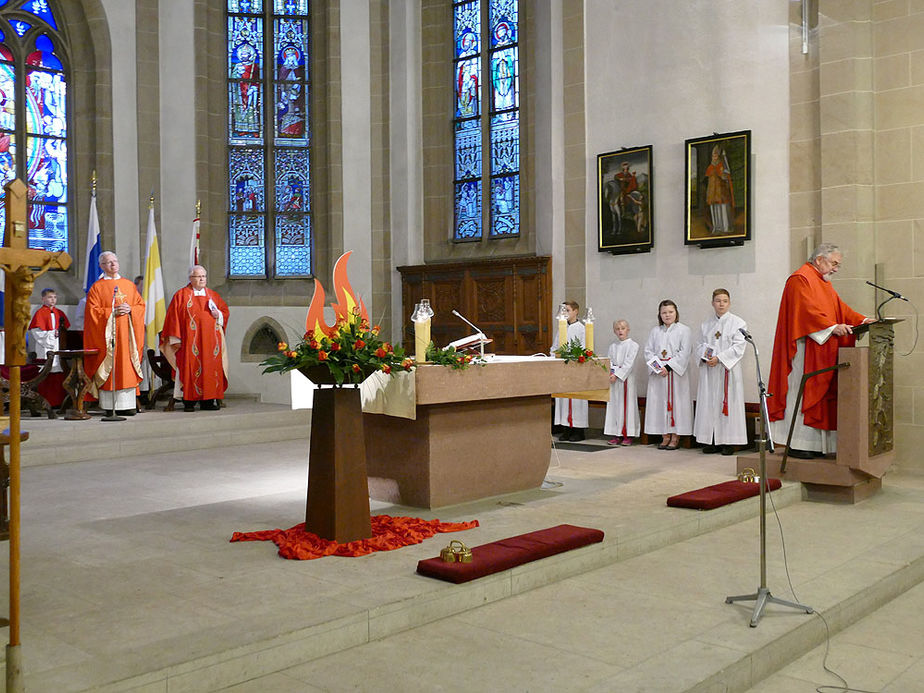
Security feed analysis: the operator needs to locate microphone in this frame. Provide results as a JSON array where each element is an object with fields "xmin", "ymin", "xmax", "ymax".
[
  {"xmin": 866, "ymin": 280, "xmax": 908, "ymax": 301},
  {"xmin": 739, "ymin": 327, "xmax": 753, "ymax": 341},
  {"xmin": 451, "ymin": 309, "xmax": 487, "ymax": 341}
]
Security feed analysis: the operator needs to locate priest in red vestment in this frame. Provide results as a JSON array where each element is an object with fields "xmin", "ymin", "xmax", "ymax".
[
  {"xmin": 29, "ymin": 287, "xmax": 70, "ymax": 406},
  {"xmin": 83, "ymin": 251, "xmax": 146, "ymax": 415},
  {"xmin": 161, "ymin": 265, "xmax": 230, "ymax": 412},
  {"xmin": 768, "ymin": 243, "xmax": 872, "ymax": 458}
]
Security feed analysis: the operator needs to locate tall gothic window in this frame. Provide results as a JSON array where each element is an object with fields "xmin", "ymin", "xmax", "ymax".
[
  {"xmin": 452, "ymin": 0, "xmax": 519, "ymax": 242},
  {"xmin": 227, "ymin": 0, "xmax": 311, "ymax": 278},
  {"xmin": 0, "ymin": 0, "xmax": 69, "ymax": 253}
]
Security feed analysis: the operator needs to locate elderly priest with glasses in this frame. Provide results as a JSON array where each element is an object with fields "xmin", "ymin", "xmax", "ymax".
[{"xmin": 768, "ymin": 243, "xmax": 874, "ymax": 459}]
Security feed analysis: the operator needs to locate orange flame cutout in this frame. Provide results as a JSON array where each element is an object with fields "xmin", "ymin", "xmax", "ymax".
[{"xmin": 304, "ymin": 251, "xmax": 369, "ymax": 339}]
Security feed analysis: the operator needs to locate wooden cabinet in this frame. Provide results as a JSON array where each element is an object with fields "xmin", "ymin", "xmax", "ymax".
[{"xmin": 398, "ymin": 256, "xmax": 552, "ymax": 355}]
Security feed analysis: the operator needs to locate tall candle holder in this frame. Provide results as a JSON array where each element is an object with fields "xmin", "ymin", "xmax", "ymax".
[
  {"xmin": 412, "ymin": 299, "xmax": 434, "ymax": 361},
  {"xmin": 583, "ymin": 307, "xmax": 595, "ymax": 353}
]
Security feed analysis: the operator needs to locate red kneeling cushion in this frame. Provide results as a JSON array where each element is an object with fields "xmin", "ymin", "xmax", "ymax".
[
  {"xmin": 667, "ymin": 479, "xmax": 782, "ymax": 510},
  {"xmin": 417, "ymin": 524, "xmax": 604, "ymax": 584}
]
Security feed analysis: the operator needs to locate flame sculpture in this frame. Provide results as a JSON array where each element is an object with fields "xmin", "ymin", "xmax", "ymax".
[{"xmin": 304, "ymin": 251, "xmax": 369, "ymax": 338}]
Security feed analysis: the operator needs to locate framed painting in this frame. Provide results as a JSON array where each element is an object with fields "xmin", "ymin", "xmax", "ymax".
[
  {"xmin": 597, "ymin": 145, "xmax": 653, "ymax": 255},
  {"xmin": 684, "ymin": 130, "xmax": 750, "ymax": 247}
]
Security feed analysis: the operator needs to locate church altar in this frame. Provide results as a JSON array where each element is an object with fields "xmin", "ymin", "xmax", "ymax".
[{"xmin": 362, "ymin": 356, "xmax": 610, "ymax": 508}]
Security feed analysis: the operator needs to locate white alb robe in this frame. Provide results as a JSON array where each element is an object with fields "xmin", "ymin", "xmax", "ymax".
[
  {"xmin": 604, "ymin": 338, "xmax": 640, "ymax": 438},
  {"xmin": 644, "ymin": 322, "xmax": 693, "ymax": 435},
  {"xmin": 553, "ymin": 320, "xmax": 589, "ymax": 428},
  {"xmin": 693, "ymin": 311, "xmax": 748, "ymax": 445}
]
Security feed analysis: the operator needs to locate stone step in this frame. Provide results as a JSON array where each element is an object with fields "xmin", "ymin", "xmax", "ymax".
[{"xmin": 15, "ymin": 402, "xmax": 311, "ymax": 467}]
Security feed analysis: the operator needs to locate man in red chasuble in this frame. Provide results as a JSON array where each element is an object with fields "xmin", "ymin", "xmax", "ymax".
[
  {"xmin": 161, "ymin": 265, "xmax": 230, "ymax": 412},
  {"xmin": 768, "ymin": 243, "xmax": 873, "ymax": 458},
  {"xmin": 84, "ymin": 251, "xmax": 146, "ymax": 415}
]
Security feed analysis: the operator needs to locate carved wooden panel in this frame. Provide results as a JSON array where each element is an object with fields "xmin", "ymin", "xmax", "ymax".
[
  {"xmin": 869, "ymin": 323, "xmax": 894, "ymax": 456},
  {"xmin": 399, "ymin": 257, "xmax": 551, "ymax": 355}
]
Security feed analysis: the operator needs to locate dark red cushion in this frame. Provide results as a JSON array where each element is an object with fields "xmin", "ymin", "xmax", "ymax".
[
  {"xmin": 417, "ymin": 524, "xmax": 604, "ymax": 584},
  {"xmin": 667, "ymin": 479, "xmax": 782, "ymax": 510}
]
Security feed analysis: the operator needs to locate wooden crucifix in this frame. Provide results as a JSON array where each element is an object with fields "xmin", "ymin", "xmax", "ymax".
[
  {"xmin": 1, "ymin": 179, "xmax": 72, "ymax": 365},
  {"xmin": 0, "ymin": 178, "xmax": 71, "ymax": 691}
]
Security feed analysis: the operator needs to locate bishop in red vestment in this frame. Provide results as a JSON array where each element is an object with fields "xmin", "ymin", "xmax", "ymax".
[
  {"xmin": 768, "ymin": 244, "xmax": 871, "ymax": 457},
  {"xmin": 161, "ymin": 265, "xmax": 230, "ymax": 412},
  {"xmin": 83, "ymin": 252, "xmax": 146, "ymax": 414}
]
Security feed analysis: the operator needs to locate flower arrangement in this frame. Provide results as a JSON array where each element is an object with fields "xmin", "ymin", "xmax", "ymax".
[
  {"xmin": 424, "ymin": 341, "xmax": 483, "ymax": 370},
  {"xmin": 262, "ymin": 308, "xmax": 413, "ymax": 385},
  {"xmin": 554, "ymin": 337, "xmax": 606, "ymax": 369}
]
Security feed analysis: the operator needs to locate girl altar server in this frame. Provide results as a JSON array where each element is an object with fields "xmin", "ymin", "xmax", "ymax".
[
  {"xmin": 644, "ymin": 299, "xmax": 693, "ymax": 450},
  {"xmin": 605, "ymin": 320, "xmax": 640, "ymax": 446},
  {"xmin": 693, "ymin": 288, "xmax": 748, "ymax": 455},
  {"xmin": 553, "ymin": 300, "xmax": 588, "ymax": 441}
]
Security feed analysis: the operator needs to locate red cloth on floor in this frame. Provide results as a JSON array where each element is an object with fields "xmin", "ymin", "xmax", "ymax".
[{"xmin": 230, "ymin": 514, "xmax": 479, "ymax": 560}]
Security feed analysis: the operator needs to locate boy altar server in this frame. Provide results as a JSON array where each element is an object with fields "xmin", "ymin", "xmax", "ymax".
[
  {"xmin": 552, "ymin": 300, "xmax": 588, "ymax": 441},
  {"xmin": 605, "ymin": 320, "xmax": 639, "ymax": 446},
  {"xmin": 28, "ymin": 288, "xmax": 69, "ymax": 372},
  {"xmin": 693, "ymin": 289, "xmax": 748, "ymax": 455}
]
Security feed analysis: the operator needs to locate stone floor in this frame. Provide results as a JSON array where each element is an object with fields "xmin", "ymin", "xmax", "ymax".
[{"xmin": 0, "ymin": 407, "xmax": 921, "ymax": 692}]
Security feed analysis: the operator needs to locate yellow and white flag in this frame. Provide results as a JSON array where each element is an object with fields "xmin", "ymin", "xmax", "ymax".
[{"xmin": 142, "ymin": 205, "xmax": 166, "ymax": 350}]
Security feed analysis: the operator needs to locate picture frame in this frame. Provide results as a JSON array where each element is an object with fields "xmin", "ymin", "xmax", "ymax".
[
  {"xmin": 597, "ymin": 145, "xmax": 653, "ymax": 255},
  {"xmin": 684, "ymin": 130, "xmax": 750, "ymax": 247}
]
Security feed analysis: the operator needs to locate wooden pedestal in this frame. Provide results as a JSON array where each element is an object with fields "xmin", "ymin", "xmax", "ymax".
[{"xmin": 305, "ymin": 387, "xmax": 372, "ymax": 543}]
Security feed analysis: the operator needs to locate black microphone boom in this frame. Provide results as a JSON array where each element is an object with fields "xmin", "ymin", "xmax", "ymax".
[
  {"xmin": 738, "ymin": 327, "xmax": 753, "ymax": 341},
  {"xmin": 866, "ymin": 280, "xmax": 908, "ymax": 301}
]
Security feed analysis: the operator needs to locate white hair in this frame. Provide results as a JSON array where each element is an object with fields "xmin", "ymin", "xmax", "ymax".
[{"xmin": 809, "ymin": 243, "xmax": 840, "ymax": 263}]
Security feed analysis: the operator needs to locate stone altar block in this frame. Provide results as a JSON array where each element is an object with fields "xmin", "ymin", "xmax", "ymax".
[{"xmin": 364, "ymin": 357, "xmax": 610, "ymax": 508}]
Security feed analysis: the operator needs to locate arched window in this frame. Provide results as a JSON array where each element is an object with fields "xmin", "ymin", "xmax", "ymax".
[
  {"xmin": 227, "ymin": 0, "xmax": 312, "ymax": 279},
  {"xmin": 452, "ymin": 0, "xmax": 519, "ymax": 242},
  {"xmin": 0, "ymin": 0, "xmax": 69, "ymax": 253}
]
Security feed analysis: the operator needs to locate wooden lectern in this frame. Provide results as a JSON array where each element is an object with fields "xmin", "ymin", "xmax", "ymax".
[{"xmin": 737, "ymin": 321, "xmax": 899, "ymax": 503}]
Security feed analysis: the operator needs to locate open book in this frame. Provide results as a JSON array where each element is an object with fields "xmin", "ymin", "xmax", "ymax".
[{"xmin": 448, "ymin": 332, "xmax": 492, "ymax": 352}]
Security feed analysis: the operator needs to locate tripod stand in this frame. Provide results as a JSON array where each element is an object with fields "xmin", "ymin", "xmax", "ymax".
[{"xmin": 725, "ymin": 330, "xmax": 813, "ymax": 627}]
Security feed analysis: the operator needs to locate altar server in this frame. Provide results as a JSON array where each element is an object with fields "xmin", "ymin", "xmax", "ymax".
[
  {"xmin": 28, "ymin": 288, "xmax": 69, "ymax": 372},
  {"xmin": 693, "ymin": 289, "xmax": 748, "ymax": 455},
  {"xmin": 552, "ymin": 300, "xmax": 588, "ymax": 441},
  {"xmin": 604, "ymin": 319, "xmax": 640, "ymax": 446},
  {"xmin": 644, "ymin": 299, "xmax": 693, "ymax": 450}
]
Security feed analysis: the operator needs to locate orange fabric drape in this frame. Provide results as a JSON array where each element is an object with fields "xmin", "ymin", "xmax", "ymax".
[{"xmin": 230, "ymin": 514, "xmax": 479, "ymax": 560}]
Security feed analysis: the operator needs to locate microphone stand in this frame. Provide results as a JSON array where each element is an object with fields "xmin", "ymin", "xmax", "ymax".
[
  {"xmin": 725, "ymin": 332, "xmax": 813, "ymax": 627},
  {"xmin": 451, "ymin": 310, "xmax": 487, "ymax": 360},
  {"xmin": 101, "ymin": 287, "xmax": 125, "ymax": 422}
]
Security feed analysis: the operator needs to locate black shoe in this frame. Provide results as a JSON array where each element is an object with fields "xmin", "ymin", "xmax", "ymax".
[
  {"xmin": 568, "ymin": 428, "xmax": 585, "ymax": 442},
  {"xmin": 199, "ymin": 400, "xmax": 219, "ymax": 411},
  {"xmin": 558, "ymin": 429, "xmax": 572, "ymax": 441},
  {"xmin": 115, "ymin": 409, "xmax": 136, "ymax": 417},
  {"xmin": 701, "ymin": 445, "xmax": 719, "ymax": 454},
  {"xmin": 721, "ymin": 446, "xmax": 736, "ymax": 456},
  {"xmin": 552, "ymin": 424, "xmax": 564, "ymax": 435},
  {"xmin": 183, "ymin": 400, "xmax": 196, "ymax": 412},
  {"xmin": 786, "ymin": 447, "xmax": 816, "ymax": 459}
]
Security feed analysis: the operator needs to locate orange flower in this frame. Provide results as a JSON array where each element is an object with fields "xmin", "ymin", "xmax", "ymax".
[
  {"xmin": 382, "ymin": 364, "xmax": 392, "ymax": 374},
  {"xmin": 352, "ymin": 364, "xmax": 361, "ymax": 373},
  {"xmin": 402, "ymin": 359, "xmax": 413, "ymax": 371},
  {"xmin": 277, "ymin": 342, "xmax": 288, "ymax": 352},
  {"xmin": 578, "ymin": 355, "xmax": 586, "ymax": 363},
  {"xmin": 308, "ymin": 340, "xmax": 319, "ymax": 350},
  {"xmin": 372, "ymin": 325, "xmax": 381, "ymax": 335},
  {"xmin": 384, "ymin": 342, "xmax": 393, "ymax": 352},
  {"xmin": 286, "ymin": 350, "xmax": 298, "ymax": 359},
  {"xmin": 354, "ymin": 339, "xmax": 366, "ymax": 350},
  {"xmin": 330, "ymin": 342, "xmax": 341, "ymax": 351},
  {"xmin": 318, "ymin": 351, "xmax": 328, "ymax": 361},
  {"xmin": 375, "ymin": 347, "xmax": 387, "ymax": 358}
]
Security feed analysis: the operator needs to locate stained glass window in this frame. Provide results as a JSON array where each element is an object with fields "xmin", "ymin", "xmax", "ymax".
[
  {"xmin": 452, "ymin": 0, "xmax": 519, "ymax": 241},
  {"xmin": 227, "ymin": 0, "xmax": 311, "ymax": 278},
  {"xmin": 0, "ymin": 1, "xmax": 70, "ymax": 253}
]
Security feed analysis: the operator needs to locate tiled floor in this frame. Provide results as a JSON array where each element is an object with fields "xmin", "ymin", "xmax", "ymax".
[{"xmin": 0, "ymin": 408, "xmax": 921, "ymax": 692}]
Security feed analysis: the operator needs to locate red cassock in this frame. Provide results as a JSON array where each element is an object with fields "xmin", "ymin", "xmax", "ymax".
[
  {"xmin": 83, "ymin": 277, "xmax": 145, "ymax": 397},
  {"xmin": 161, "ymin": 286, "xmax": 230, "ymax": 401},
  {"xmin": 768, "ymin": 263, "xmax": 866, "ymax": 430},
  {"xmin": 28, "ymin": 305, "xmax": 70, "ymax": 407}
]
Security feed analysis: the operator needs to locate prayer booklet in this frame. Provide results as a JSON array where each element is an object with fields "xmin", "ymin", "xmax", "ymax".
[
  {"xmin": 647, "ymin": 356, "xmax": 666, "ymax": 374},
  {"xmin": 701, "ymin": 346, "xmax": 715, "ymax": 361}
]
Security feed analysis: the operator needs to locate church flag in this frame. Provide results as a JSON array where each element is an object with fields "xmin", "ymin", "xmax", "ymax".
[
  {"xmin": 142, "ymin": 204, "xmax": 166, "ymax": 350},
  {"xmin": 189, "ymin": 204, "xmax": 200, "ymax": 272},
  {"xmin": 83, "ymin": 184, "xmax": 102, "ymax": 294}
]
